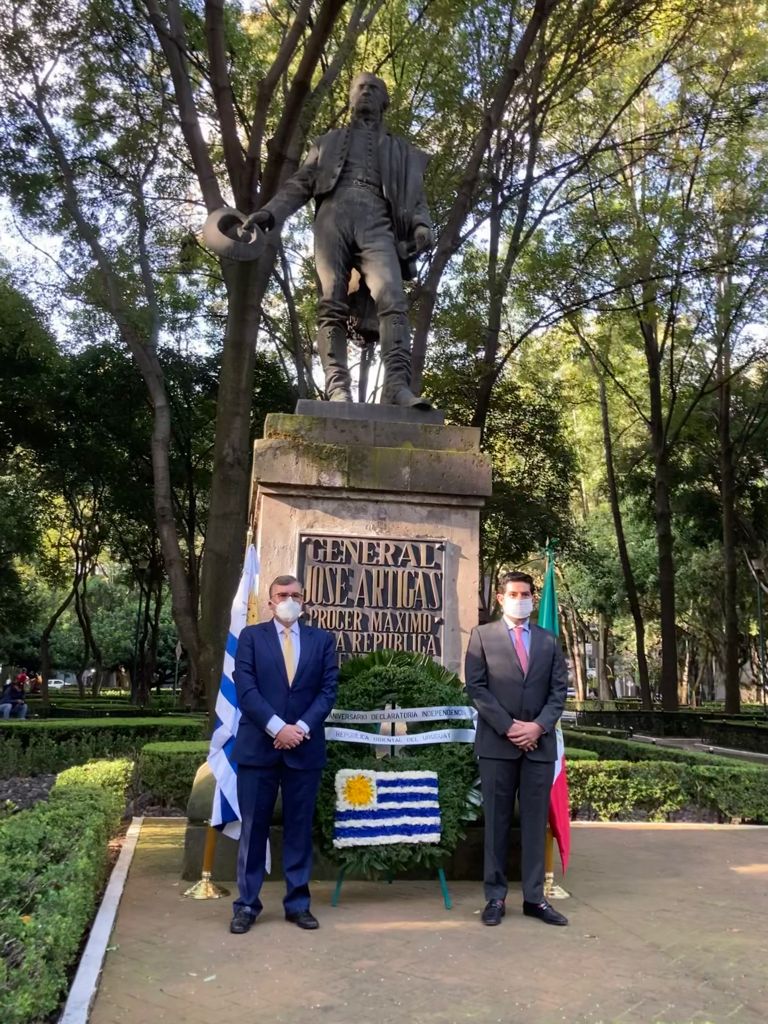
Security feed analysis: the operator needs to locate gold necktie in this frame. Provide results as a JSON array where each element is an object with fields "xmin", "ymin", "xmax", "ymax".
[{"xmin": 282, "ymin": 627, "xmax": 296, "ymax": 685}]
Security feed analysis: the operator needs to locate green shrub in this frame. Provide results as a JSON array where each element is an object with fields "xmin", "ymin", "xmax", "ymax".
[
  {"xmin": 0, "ymin": 759, "xmax": 132, "ymax": 1024},
  {"xmin": 131, "ymin": 739, "xmax": 600, "ymax": 813},
  {"xmin": 0, "ymin": 718, "xmax": 205, "ymax": 778},
  {"xmin": 565, "ymin": 723, "xmax": 632, "ymax": 739},
  {"xmin": 700, "ymin": 719, "xmax": 768, "ymax": 755},
  {"xmin": 55, "ymin": 758, "xmax": 136, "ymax": 802},
  {"xmin": 564, "ymin": 747, "xmax": 599, "ymax": 761},
  {"xmin": 569, "ymin": 761, "xmax": 688, "ymax": 820},
  {"xmin": 139, "ymin": 741, "xmax": 209, "ymax": 807},
  {"xmin": 568, "ymin": 760, "xmax": 768, "ymax": 822},
  {"xmin": 562, "ymin": 728, "xmax": 754, "ymax": 767}
]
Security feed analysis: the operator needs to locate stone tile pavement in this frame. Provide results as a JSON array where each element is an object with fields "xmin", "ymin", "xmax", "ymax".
[{"xmin": 89, "ymin": 821, "xmax": 768, "ymax": 1024}]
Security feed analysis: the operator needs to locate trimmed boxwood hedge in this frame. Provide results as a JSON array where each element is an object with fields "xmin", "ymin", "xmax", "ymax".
[
  {"xmin": 562, "ymin": 728, "xmax": 753, "ymax": 767},
  {"xmin": 563, "ymin": 747, "xmax": 599, "ymax": 761},
  {"xmin": 569, "ymin": 760, "xmax": 768, "ymax": 823},
  {"xmin": 0, "ymin": 718, "xmax": 206, "ymax": 777},
  {"xmin": 132, "ymin": 739, "xmax": 767, "ymax": 824},
  {"xmin": 699, "ymin": 719, "xmax": 768, "ymax": 755},
  {"xmin": 571, "ymin": 708, "xmax": 768, "ymax": 738},
  {"xmin": 139, "ymin": 741, "xmax": 209, "ymax": 808},
  {"xmin": 0, "ymin": 759, "xmax": 134, "ymax": 1024},
  {"xmin": 134, "ymin": 741, "xmax": 602, "ymax": 813}
]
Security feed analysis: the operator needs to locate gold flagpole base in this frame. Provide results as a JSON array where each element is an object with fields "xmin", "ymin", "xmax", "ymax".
[
  {"xmin": 544, "ymin": 871, "xmax": 570, "ymax": 900},
  {"xmin": 183, "ymin": 871, "xmax": 230, "ymax": 900}
]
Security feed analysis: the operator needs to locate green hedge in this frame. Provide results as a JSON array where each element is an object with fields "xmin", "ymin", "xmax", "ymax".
[
  {"xmin": 27, "ymin": 703, "xmax": 197, "ymax": 720},
  {"xmin": 562, "ymin": 728, "xmax": 755, "ymax": 767},
  {"xmin": 569, "ymin": 760, "xmax": 768, "ymax": 823},
  {"xmin": 0, "ymin": 718, "xmax": 205, "ymax": 777},
  {"xmin": 0, "ymin": 759, "xmax": 133, "ymax": 1024},
  {"xmin": 563, "ymin": 747, "xmax": 599, "ymax": 761},
  {"xmin": 139, "ymin": 741, "xmax": 209, "ymax": 808},
  {"xmin": 132, "ymin": 739, "xmax": 600, "ymax": 813},
  {"xmin": 700, "ymin": 719, "xmax": 768, "ymax": 755},
  {"xmin": 571, "ymin": 708, "xmax": 768, "ymax": 738}
]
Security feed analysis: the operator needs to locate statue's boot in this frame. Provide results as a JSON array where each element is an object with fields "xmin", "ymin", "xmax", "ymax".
[
  {"xmin": 317, "ymin": 325, "xmax": 352, "ymax": 402},
  {"xmin": 380, "ymin": 314, "xmax": 432, "ymax": 409}
]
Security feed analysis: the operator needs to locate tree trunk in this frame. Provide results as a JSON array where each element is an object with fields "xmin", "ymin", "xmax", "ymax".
[
  {"xmin": 641, "ymin": 294, "xmax": 678, "ymax": 709},
  {"xmin": 198, "ymin": 255, "xmax": 275, "ymax": 724},
  {"xmin": 592, "ymin": 355, "xmax": 653, "ymax": 709},
  {"xmin": 39, "ymin": 585, "xmax": 79, "ymax": 709},
  {"xmin": 718, "ymin": 339, "xmax": 740, "ymax": 715},
  {"xmin": 561, "ymin": 609, "xmax": 583, "ymax": 700},
  {"xmin": 653, "ymin": 448, "xmax": 679, "ymax": 710},
  {"xmin": 596, "ymin": 611, "xmax": 611, "ymax": 701},
  {"xmin": 679, "ymin": 635, "xmax": 691, "ymax": 706}
]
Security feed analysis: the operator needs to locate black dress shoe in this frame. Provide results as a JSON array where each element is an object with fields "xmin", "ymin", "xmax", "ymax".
[
  {"xmin": 481, "ymin": 898, "xmax": 506, "ymax": 926},
  {"xmin": 230, "ymin": 909, "xmax": 257, "ymax": 934},
  {"xmin": 285, "ymin": 909, "xmax": 319, "ymax": 930},
  {"xmin": 523, "ymin": 899, "xmax": 568, "ymax": 926}
]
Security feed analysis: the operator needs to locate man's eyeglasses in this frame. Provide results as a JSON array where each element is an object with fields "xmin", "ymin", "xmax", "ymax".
[{"xmin": 273, "ymin": 591, "xmax": 303, "ymax": 601}]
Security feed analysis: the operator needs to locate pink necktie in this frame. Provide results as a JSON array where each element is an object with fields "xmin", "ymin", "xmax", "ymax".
[{"xmin": 513, "ymin": 625, "xmax": 529, "ymax": 674}]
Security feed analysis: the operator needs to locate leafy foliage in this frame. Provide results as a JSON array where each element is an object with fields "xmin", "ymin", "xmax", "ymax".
[
  {"xmin": 568, "ymin": 760, "xmax": 768, "ymax": 823},
  {"xmin": 0, "ymin": 758, "xmax": 132, "ymax": 1024},
  {"xmin": 138, "ymin": 740, "xmax": 209, "ymax": 808},
  {"xmin": 0, "ymin": 718, "xmax": 205, "ymax": 777}
]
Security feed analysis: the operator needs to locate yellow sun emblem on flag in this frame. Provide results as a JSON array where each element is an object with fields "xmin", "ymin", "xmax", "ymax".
[
  {"xmin": 343, "ymin": 774, "xmax": 375, "ymax": 807},
  {"xmin": 335, "ymin": 769, "xmax": 378, "ymax": 810}
]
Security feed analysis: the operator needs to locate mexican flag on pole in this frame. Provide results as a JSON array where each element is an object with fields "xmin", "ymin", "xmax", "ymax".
[{"xmin": 537, "ymin": 547, "xmax": 571, "ymax": 873}]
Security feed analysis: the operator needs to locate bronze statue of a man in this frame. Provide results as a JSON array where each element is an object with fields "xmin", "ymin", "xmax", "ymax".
[{"xmin": 247, "ymin": 72, "xmax": 433, "ymax": 408}]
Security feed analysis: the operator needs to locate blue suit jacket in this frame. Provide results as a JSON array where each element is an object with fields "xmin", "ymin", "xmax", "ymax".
[{"xmin": 231, "ymin": 620, "xmax": 339, "ymax": 770}]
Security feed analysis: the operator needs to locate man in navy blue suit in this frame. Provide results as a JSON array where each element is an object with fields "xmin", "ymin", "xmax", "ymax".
[{"xmin": 230, "ymin": 574, "xmax": 339, "ymax": 934}]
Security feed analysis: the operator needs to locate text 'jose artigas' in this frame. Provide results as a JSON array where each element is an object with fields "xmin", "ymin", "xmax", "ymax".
[{"xmin": 298, "ymin": 534, "xmax": 446, "ymax": 658}]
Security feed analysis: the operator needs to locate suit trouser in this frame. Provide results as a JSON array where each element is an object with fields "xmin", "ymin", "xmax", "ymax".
[
  {"xmin": 234, "ymin": 763, "xmax": 322, "ymax": 917},
  {"xmin": 479, "ymin": 756, "xmax": 555, "ymax": 904}
]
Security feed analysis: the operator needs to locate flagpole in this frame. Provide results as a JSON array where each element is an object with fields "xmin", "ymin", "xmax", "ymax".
[
  {"xmin": 543, "ymin": 826, "xmax": 569, "ymax": 900},
  {"xmin": 184, "ymin": 529, "xmax": 258, "ymax": 901},
  {"xmin": 540, "ymin": 543, "xmax": 570, "ymax": 900},
  {"xmin": 183, "ymin": 824, "xmax": 230, "ymax": 899}
]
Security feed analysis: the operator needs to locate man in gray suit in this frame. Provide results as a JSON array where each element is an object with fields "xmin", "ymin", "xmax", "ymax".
[{"xmin": 465, "ymin": 570, "xmax": 568, "ymax": 926}]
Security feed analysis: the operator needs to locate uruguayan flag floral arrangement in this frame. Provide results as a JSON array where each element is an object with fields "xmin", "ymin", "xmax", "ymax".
[
  {"xmin": 334, "ymin": 770, "xmax": 441, "ymax": 847},
  {"xmin": 316, "ymin": 651, "xmax": 480, "ymax": 877}
]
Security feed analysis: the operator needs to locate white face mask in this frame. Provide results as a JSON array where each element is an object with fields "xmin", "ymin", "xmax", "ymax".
[
  {"xmin": 274, "ymin": 598, "xmax": 302, "ymax": 624},
  {"xmin": 502, "ymin": 596, "xmax": 533, "ymax": 620}
]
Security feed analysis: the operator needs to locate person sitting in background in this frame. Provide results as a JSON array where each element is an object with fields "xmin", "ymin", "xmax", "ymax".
[{"xmin": 0, "ymin": 678, "xmax": 29, "ymax": 719}]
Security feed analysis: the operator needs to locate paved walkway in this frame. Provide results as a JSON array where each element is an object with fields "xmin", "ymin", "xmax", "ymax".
[{"xmin": 90, "ymin": 820, "xmax": 768, "ymax": 1024}]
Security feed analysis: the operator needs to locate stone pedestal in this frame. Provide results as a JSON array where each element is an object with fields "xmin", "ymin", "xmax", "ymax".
[
  {"xmin": 182, "ymin": 403, "xmax": 495, "ymax": 884},
  {"xmin": 249, "ymin": 402, "xmax": 492, "ymax": 675}
]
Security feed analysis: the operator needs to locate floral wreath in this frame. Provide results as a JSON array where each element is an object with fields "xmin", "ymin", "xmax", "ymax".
[{"xmin": 315, "ymin": 651, "xmax": 480, "ymax": 877}]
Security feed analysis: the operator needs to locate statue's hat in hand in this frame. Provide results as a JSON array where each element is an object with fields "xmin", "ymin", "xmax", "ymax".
[{"xmin": 202, "ymin": 207, "xmax": 265, "ymax": 261}]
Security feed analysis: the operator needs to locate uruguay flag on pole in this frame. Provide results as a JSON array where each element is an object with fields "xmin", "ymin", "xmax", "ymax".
[
  {"xmin": 537, "ymin": 545, "xmax": 571, "ymax": 873},
  {"xmin": 207, "ymin": 544, "xmax": 259, "ymax": 840}
]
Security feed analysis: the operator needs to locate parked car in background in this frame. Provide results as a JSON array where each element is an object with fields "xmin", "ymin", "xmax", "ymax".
[{"xmin": 47, "ymin": 678, "xmax": 68, "ymax": 689}]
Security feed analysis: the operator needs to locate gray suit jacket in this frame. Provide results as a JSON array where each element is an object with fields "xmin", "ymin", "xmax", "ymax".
[{"xmin": 465, "ymin": 620, "xmax": 568, "ymax": 762}]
